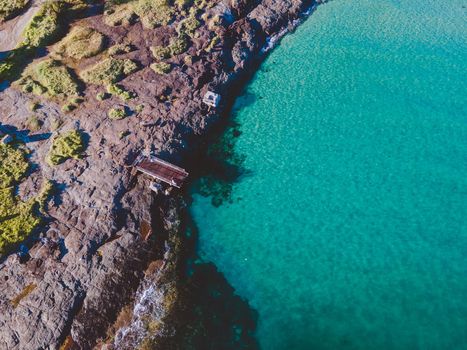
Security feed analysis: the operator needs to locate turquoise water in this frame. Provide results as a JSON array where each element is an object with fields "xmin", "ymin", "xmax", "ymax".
[{"xmin": 190, "ymin": 1, "xmax": 467, "ymax": 349}]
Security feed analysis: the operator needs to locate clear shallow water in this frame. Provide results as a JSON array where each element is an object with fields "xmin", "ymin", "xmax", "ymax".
[{"xmin": 190, "ymin": 1, "xmax": 467, "ymax": 349}]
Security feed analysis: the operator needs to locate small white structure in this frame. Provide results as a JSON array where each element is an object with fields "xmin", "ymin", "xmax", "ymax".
[
  {"xmin": 203, "ymin": 91, "xmax": 221, "ymax": 108},
  {"xmin": 1, "ymin": 134, "xmax": 13, "ymax": 145}
]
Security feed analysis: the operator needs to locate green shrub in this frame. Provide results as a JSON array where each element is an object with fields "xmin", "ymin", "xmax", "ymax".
[
  {"xmin": 0, "ymin": 145, "xmax": 29, "ymax": 189},
  {"xmin": 27, "ymin": 115, "xmax": 43, "ymax": 131},
  {"xmin": 135, "ymin": 104, "xmax": 144, "ymax": 113},
  {"xmin": 174, "ymin": 0, "xmax": 192, "ymax": 9},
  {"xmin": 106, "ymin": 83, "xmax": 136, "ymax": 101},
  {"xmin": 53, "ymin": 26, "xmax": 106, "ymax": 59},
  {"xmin": 150, "ymin": 34, "xmax": 189, "ymax": 61},
  {"xmin": 96, "ymin": 92, "xmax": 110, "ymax": 101},
  {"xmin": 70, "ymin": 97, "xmax": 83, "ymax": 104},
  {"xmin": 108, "ymin": 43, "xmax": 134, "ymax": 56},
  {"xmin": 50, "ymin": 117, "xmax": 62, "ymax": 131},
  {"xmin": 17, "ymin": 59, "xmax": 80, "ymax": 98},
  {"xmin": 0, "ymin": 180, "xmax": 53, "ymax": 255},
  {"xmin": 150, "ymin": 45, "xmax": 171, "ymax": 60},
  {"xmin": 80, "ymin": 57, "xmax": 138, "ymax": 85},
  {"xmin": 177, "ymin": 16, "xmax": 200, "ymax": 36},
  {"xmin": 150, "ymin": 62, "xmax": 171, "ymax": 74},
  {"xmin": 133, "ymin": 0, "xmax": 174, "ymax": 29},
  {"xmin": 104, "ymin": 3, "xmax": 137, "ymax": 26},
  {"xmin": 28, "ymin": 101, "xmax": 40, "ymax": 111},
  {"xmin": 46, "ymin": 130, "xmax": 85, "ymax": 165},
  {"xmin": 20, "ymin": 0, "xmax": 64, "ymax": 47},
  {"xmin": 108, "ymin": 106, "xmax": 128, "ymax": 120},
  {"xmin": 118, "ymin": 130, "xmax": 130, "ymax": 139},
  {"xmin": 0, "ymin": 145, "xmax": 53, "ymax": 255},
  {"xmin": 169, "ymin": 34, "xmax": 189, "ymax": 56},
  {"xmin": 0, "ymin": 0, "xmax": 29, "ymax": 22},
  {"xmin": 205, "ymin": 34, "xmax": 220, "ymax": 52},
  {"xmin": 61, "ymin": 103, "xmax": 76, "ymax": 112}
]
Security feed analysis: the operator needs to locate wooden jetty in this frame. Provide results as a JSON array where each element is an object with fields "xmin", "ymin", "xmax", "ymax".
[{"xmin": 135, "ymin": 156, "xmax": 189, "ymax": 188}]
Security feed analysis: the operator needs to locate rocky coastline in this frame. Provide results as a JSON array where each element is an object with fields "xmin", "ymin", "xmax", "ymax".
[{"xmin": 0, "ymin": 0, "xmax": 324, "ymax": 348}]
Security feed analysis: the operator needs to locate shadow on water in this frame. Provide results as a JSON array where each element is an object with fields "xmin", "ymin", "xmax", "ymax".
[
  {"xmin": 190, "ymin": 106, "xmax": 255, "ymax": 207},
  {"xmin": 172, "ymin": 92, "xmax": 260, "ymax": 349},
  {"xmin": 172, "ymin": 213, "xmax": 259, "ymax": 350}
]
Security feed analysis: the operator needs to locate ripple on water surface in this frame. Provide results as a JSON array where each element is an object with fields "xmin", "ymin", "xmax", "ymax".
[{"xmin": 191, "ymin": 1, "xmax": 467, "ymax": 349}]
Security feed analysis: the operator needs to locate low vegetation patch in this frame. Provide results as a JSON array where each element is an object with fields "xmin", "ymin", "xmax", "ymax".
[
  {"xmin": 108, "ymin": 43, "xmax": 134, "ymax": 56},
  {"xmin": 150, "ymin": 62, "xmax": 171, "ymax": 74},
  {"xmin": 20, "ymin": 0, "xmax": 64, "ymax": 47},
  {"xmin": 26, "ymin": 115, "xmax": 43, "ymax": 131},
  {"xmin": 108, "ymin": 106, "xmax": 128, "ymax": 120},
  {"xmin": 53, "ymin": 25, "xmax": 106, "ymax": 60},
  {"xmin": 106, "ymin": 83, "xmax": 136, "ymax": 101},
  {"xmin": 46, "ymin": 130, "xmax": 85, "ymax": 165},
  {"xmin": 0, "ymin": 144, "xmax": 29, "ymax": 189},
  {"xmin": 104, "ymin": 0, "xmax": 187, "ymax": 29},
  {"xmin": 133, "ymin": 0, "xmax": 174, "ymax": 29},
  {"xmin": 150, "ymin": 45, "xmax": 171, "ymax": 60},
  {"xmin": 61, "ymin": 103, "xmax": 76, "ymax": 112},
  {"xmin": 80, "ymin": 57, "xmax": 138, "ymax": 85},
  {"xmin": 17, "ymin": 59, "xmax": 80, "ymax": 98},
  {"xmin": 0, "ymin": 0, "xmax": 29, "ymax": 22},
  {"xmin": 21, "ymin": 0, "xmax": 88, "ymax": 46},
  {"xmin": 0, "ymin": 0, "xmax": 88, "ymax": 80},
  {"xmin": 28, "ymin": 101, "xmax": 40, "ymax": 111},
  {"xmin": 104, "ymin": 3, "xmax": 137, "ymax": 27},
  {"xmin": 168, "ymin": 34, "xmax": 189, "ymax": 56},
  {"xmin": 177, "ymin": 15, "xmax": 200, "ymax": 37},
  {"xmin": 150, "ymin": 34, "xmax": 189, "ymax": 61},
  {"xmin": 0, "ymin": 144, "xmax": 53, "ymax": 255},
  {"xmin": 96, "ymin": 92, "xmax": 110, "ymax": 101},
  {"xmin": 205, "ymin": 34, "xmax": 220, "ymax": 52}
]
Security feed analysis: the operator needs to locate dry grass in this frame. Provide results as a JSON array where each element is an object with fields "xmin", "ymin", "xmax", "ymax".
[
  {"xmin": 10, "ymin": 283, "xmax": 37, "ymax": 308},
  {"xmin": 53, "ymin": 25, "xmax": 106, "ymax": 60}
]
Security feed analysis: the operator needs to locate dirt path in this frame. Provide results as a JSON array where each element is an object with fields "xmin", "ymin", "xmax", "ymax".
[{"xmin": 0, "ymin": 0, "xmax": 45, "ymax": 52}]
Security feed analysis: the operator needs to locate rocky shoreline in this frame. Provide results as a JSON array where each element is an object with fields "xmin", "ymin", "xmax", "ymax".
[{"xmin": 0, "ymin": 0, "xmax": 324, "ymax": 348}]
